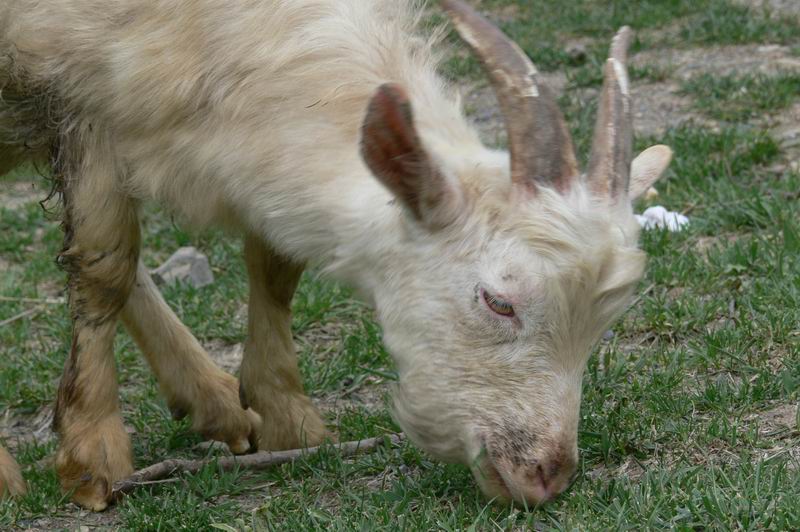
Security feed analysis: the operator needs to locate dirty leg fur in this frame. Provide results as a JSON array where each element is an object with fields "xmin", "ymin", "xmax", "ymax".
[
  {"xmin": 240, "ymin": 235, "xmax": 329, "ymax": 451},
  {"xmin": 54, "ymin": 310, "xmax": 135, "ymax": 512},
  {"xmin": 52, "ymin": 135, "xmax": 137, "ymax": 511},
  {"xmin": 121, "ymin": 262, "xmax": 259, "ymax": 454},
  {"xmin": 0, "ymin": 444, "xmax": 26, "ymax": 498}
]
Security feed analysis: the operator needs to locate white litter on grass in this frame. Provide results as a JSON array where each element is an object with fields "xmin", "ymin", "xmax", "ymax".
[{"xmin": 635, "ymin": 206, "xmax": 689, "ymax": 232}]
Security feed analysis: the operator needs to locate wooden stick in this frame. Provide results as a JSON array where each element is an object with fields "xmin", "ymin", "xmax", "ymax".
[
  {"xmin": 111, "ymin": 432, "xmax": 405, "ymax": 499},
  {"xmin": 0, "ymin": 307, "xmax": 41, "ymax": 327},
  {"xmin": 0, "ymin": 295, "xmax": 64, "ymax": 305}
]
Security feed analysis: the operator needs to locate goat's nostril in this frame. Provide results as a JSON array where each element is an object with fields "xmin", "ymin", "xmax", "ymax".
[{"xmin": 525, "ymin": 464, "xmax": 547, "ymax": 491}]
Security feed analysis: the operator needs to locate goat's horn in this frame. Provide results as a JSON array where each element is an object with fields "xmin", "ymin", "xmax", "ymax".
[
  {"xmin": 441, "ymin": 0, "xmax": 578, "ymax": 193},
  {"xmin": 587, "ymin": 26, "xmax": 633, "ymax": 199}
]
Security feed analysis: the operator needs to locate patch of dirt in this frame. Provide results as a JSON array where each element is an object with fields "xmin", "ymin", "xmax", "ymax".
[
  {"xmin": 748, "ymin": 403, "xmax": 799, "ymax": 435},
  {"xmin": 0, "ymin": 405, "xmax": 55, "ymax": 453},
  {"xmin": 633, "ymin": 44, "xmax": 800, "ymax": 80},
  {"xmin": 628, "ymin": 81, "xmax": 708, "ymax": 137},
  {"xmin": 206, "ymin": 340, "xmax": 245, "ymax": 374},
  {"xmin": 735, "ymin": 0, "xmax": 800, "ymax": 17},
  {"xmin": 748, "ymin": 403, "xmax": 800, "ymax": 470},
  {"xmin": 587, "ymin": 455, "xmax": 649, "ymax": 482},
  {"xmin": 0, "ymin": 179, "xmax": 43, "ymax": 211},
  {"xmin": 623, "ymin": 43, "xmax": 800, "ymax": 138},
  {"xmin": 464, "ymin": 43, "xmax": 800, "ymax": 144},
  {"xmin": 17, "ymin": 509, "xmax": 123, "ymax": 531},
  {"xmin": 0, "ymin": 256, "xmax": 12, "ymax": 275},
  {"xmin": 462, "ymin": 62, "xmax": 701, "ymax": 142},
  {"xmin": 772, "ymin": 101, "xmax": 800, "ymax": 159},
  {"xmin": 694, "ymin": 234, "xmax": 743, "ymax": 254}
]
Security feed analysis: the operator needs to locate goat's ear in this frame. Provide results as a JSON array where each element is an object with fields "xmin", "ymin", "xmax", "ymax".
[
  {"xmin": 629, "ymin": 145, "xmax": 673, "ymax": 200},
  {"xmin": 361, "ymin": 83, "xmax": 462, "ymax": 229}
]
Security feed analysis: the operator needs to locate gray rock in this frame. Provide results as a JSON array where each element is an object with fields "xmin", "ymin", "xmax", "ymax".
[
  {"xmin": 151, "ymin": 246, "xmax": 214, "ymax": 288},
  {"xmin": 565, "ymin": 42, "xmax": 587, "ymax": 63}
]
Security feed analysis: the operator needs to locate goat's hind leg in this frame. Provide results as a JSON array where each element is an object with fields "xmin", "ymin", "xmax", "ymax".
[
  {"xmin": 0, "ymin": 444, "xmax": 25, "ymax": 498},
  {"xmin": 53, "ymin": 137, "xmax": 138, "ymax": 511},
  {"xmin": 121, "ymin": 263, "xmax": 259, "ymax": 453}
]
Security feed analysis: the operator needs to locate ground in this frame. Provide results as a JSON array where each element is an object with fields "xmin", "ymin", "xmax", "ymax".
[{"xmin": 1, "ymin": 0, "xmax": 799, "ymax": 530}]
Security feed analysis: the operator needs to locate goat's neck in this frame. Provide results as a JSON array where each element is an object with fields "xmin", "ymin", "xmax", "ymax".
[{"xmin": 248, "ymin": 161, "xmax": 403, "ymax": 304}]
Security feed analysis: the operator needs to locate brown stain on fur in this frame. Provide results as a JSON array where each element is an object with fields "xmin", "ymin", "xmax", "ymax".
[
  {"xmin": 53, "ymin": 334, "xmax": 81, "ymax": 433},
  {"xmin": 486, "ymin": 420, "xmax": 539, "ymax": 469}
]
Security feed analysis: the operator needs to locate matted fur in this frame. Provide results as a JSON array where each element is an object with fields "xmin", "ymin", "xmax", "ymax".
[{"xmin": 0, "ymin": 0, "xmax": 669, "ymax": 508}]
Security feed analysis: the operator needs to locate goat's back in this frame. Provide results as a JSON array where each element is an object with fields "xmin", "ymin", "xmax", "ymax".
[{"xmin": 0, "ymin": 0, "xmax": 476, "ymax": 228}]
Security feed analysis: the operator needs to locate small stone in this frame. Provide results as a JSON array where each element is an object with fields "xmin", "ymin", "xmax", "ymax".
[
  {"xmin": 603, "ymin": 330, "xmax": 615, "ymax": 341},
  {"xmin": 565, "ymin": 43, "xmax": 587, "ymax": 63},
  {"xmin": 150, "ymin": 246, "xmax": 214, "ymax": 288}
]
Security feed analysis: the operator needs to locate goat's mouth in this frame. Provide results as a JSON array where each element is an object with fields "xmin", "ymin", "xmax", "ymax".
[
  {"xmin": 471, "ymin": 454, "xmax": 514, "ymax": 503},
  {"xmin": 470, "ymin": 444, "xmax": 580, "ymax": 507}
]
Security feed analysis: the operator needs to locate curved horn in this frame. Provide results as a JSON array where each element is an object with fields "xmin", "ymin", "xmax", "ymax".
[
  {"xmin": 587, "ymin": 26, "xmax": 633, "ymax": 199},
  {"xmin": 441, "ymin": 0, "xmax": 578, "ymax": 193}
]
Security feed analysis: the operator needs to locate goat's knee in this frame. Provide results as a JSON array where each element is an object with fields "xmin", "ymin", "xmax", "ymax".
[{"xmin": 0, "ymin": 445, "xmax": 25, "ymax": 499}]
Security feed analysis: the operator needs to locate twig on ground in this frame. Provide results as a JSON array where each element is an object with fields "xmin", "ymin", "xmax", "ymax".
[
  {"xmin": 0, "ymin": 307, "xmax": 42, "ymax": 327},
  {"xmin": 111, "ymin": 432, "xmax": 405, "ymax": 499},
  {"xmin": 0, "ymin": 295, "xmax": 64, "ymax": 305}
]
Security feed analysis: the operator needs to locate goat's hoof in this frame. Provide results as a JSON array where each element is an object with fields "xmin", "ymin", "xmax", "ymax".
[
  {"xmin": 0, "ymin": 447, "xmax": 26, "ymax": 499},
  {"xmin": 57, "ymin": 455, "xmax": 133, "ymax": 512},
  {"xmin": 181, "ymin": 373, "xmax": 262, "ymax": 454},
  {"xmin": 55, "ymin": 416, "xmax": 133, "ymax": 511},
  {"xmin": 252, "ymin": 394, "xmax": 330, "ymax": 451},
  {"xmin": 70, "ymin": 479, "xmax": 113, "ymax": 512}
]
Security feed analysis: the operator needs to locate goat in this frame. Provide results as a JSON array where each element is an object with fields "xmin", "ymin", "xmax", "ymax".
[{"xmin": 0, "ymin": 0, "xmax": 672, "ymax": 509}]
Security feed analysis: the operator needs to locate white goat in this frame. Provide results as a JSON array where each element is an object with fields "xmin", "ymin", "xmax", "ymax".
[{"xmin": 0, "ymin": 0, "xmax": 672, "ymax": 509}]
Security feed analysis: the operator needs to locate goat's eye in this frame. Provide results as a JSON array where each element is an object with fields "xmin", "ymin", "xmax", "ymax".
[{"xmin": 482, "ymin": 290, "xmax": 515, "ymax": 317}]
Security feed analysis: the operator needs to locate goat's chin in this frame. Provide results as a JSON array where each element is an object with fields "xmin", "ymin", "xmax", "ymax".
[{"xmin": 389, "ymin": 383, "xmax": 467, "ymax": 464}]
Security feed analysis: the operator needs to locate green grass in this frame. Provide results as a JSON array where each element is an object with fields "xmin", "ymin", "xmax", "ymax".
[
  {"xmin": 682, "ymin": 71, "xmax": 800, "ymax": 122},
  {"xmin": 439, "ymin": 0, "xmax": 800, "ymax": 81},
  {"xmin": 678, "ymin": 1, "xmax": 800, "ymax": 46},
  {"xmin": 2, "ymin": 1, "xmax": 800, "ymax": 530}
]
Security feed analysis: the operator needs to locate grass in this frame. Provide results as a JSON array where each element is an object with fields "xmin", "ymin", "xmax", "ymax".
[
  {"xmin": 681, "ymin": 71, "xmax": 800, "ymax": 122},
  {"xmin": 2, "ymin": 0, "xmax": 800, "ymax": 530},
  {"xmin": 438, "ymin": 0, "xmax": 800, "ymax": 81}
]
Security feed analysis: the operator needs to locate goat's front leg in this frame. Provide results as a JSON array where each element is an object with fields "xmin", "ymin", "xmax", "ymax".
[
  {"xmin": 53, "ymin": 146, "xmax": 139, "ymax": 511},
  {"xmin": 121, "ymin": 262, "xmax": 259, "ymax": 453},
  {"xmin": 0, "ymin": 444, "xmax": 25, "ymax": 498},
  {"xmin": 239, "ymin": 235, "xmax": 328, "ymax": 450}
]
